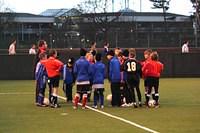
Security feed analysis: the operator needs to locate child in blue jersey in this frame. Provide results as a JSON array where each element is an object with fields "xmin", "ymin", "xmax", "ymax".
[
  {"xmin": 109, "ymin": 48, "xmax": 121, "ymax": 107},
  {"xmin": 35, "ymin": 52, "xmax": 48, "ymax": 107},
  {"xmin": 91, "ymin": 53, "xmax": 106, "ymax": 109},
  {"xmin": 63, "ymin": 58, "xmax": 75, "ymax": 102},
  {"xmin": 73, "ymin": 48, "xmax": 92, "ymax": 109}
]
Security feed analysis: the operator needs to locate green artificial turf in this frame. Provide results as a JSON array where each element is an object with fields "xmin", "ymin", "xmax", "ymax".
[{"xmin": 0, "ymin": 78, "xmax": 200, "ymax": 133}]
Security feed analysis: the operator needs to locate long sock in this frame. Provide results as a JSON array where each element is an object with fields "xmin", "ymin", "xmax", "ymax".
[
  {"xmin": 146, "ymin": 94, "xmax": 150, "ymax": 105},
  {"xmin": 155, "ymin": 93, "xmax": 159, "ymax": 103},
  {"xmin": 74, "ymin": 94, "xmax": 80, "ymax": 107},
  {"xmin": 152, "ymin": 93, "xmax": 156, "ymax": 100},
  {"xmin": 93, "ymin": 91, "xmax": 98, "ymax": 106},
  {"xmin": 82, "ymin": 94, "xmax": 87, "ymax": 107},
  {"xmin": 100, "ymin": 95, "xmax": 104, "ymax": 106}
]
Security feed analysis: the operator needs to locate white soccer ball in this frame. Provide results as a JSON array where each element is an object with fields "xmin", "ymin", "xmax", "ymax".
[
  {"xmin": 106, "ymin": 94, "xmax": 112, "ymax": 102},
  {"xmin": 43, "ymin": 97, "xmax": 49, "ymax": 105},
  {"xmin": 148, "ymin": 99, "xmax": 156, "ymax": 108}
]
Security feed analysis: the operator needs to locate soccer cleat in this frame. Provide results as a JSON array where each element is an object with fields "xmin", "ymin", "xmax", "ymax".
[
  {"xmin": 133, "ymin": 103, "xmax": 138, "ymax": 108},
  {"xmin": 50, "ymin": 103, "xmax": 61, "ymax": 108},
  {"xmin": 121, "ymin": 103, "xmax": 128, "ymax": 107},
  {"xmin": 100, "ymin": 105, "xmax": 104, "ymax": 109},
  {"xmin": 138, "ymin": 102, "xmax": 142, "ymax": 107},
  {"xmin": 155, "ymin": 102, "xmax": 160, "ymax": 108},
  {"xmin": 92, "ymin": 105, "xmax": 98, "ymax": 109},
  {"xmin": 36, "ymin": 103, "xmax": 48, "ymax": 107},
  {"xmin": 82, "ymin": 106, "xmax": 86, "ymax": 109},
  {"xmin": 73, "ymin": 106, "xmax": 78, "ymax": 110}
]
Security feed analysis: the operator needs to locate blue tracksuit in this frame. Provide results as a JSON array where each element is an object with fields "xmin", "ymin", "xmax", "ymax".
[
  {"xmin": 109, "ymin": 56, "xmax": 121, "ymax": 106},
  {"xmin": 109, "ymin": 56, "xmax": 121, "ymax": 83},
  {"xmin": 91, "ymin": 61, "xmax": 105, "ymax": 106},
  {"xmin": 91, "ymin": 61, "xmax": 106, "ymax": 85},
  {"xmin": 35, "ymin": 62, "xmax": 47, "ymax": 104},
  {"xmin": 63, "ymin": 64, "xmax": 74, "ymax": 84},
  {"xmin": 63, "ymin": 64, "xmax": 74, "ymax": 101},
  {"xmin": 73, "ymin": 56, "xmax": 91, "ymax": 83}
]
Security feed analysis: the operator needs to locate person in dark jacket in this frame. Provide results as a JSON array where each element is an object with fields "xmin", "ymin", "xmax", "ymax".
[{"xmin": 63, "ymin": 58, "xmax": 75, "ymax": 103}]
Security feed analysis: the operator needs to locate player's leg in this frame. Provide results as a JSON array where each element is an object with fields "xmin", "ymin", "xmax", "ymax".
[
  {"xmin": 66, "ymin": 84, "xmax": 73, "ymax": 102},
  {"xmin": 99, "ymin": 88, "xmax": 104, "ymax": 108},
  {"xmin": 35, "ymin": 81, "xmax": 39, "ymax": 104},
  {"xmin": 154, "ymin": 78, "xmax": 160, "ymax": 107},
  {"xmin": 82, "ymin": 93, "xmax": 88, "ymax": 109},
  {"xmin": 51, "ymin": 76, "xmax": 60, "ymax": 108},
  {"xmin": 37, "ymin": 87, "xmax": 46, "ymax": 107},
  {"xmin": 135, "ymin": 81, "xmax": 142, "ymax": 107},
  {"xmin": 63, "ymin": 83, "xmax": 67, "ymax": 101},
  {"xmin": 93, "ymin": 88, "xmax": 98, "ymax": 108},
  {"xmin": 47, "ymin": 78, "xmax": 53, "ymax": 104},
  {"xmin": 111, "ymin": 83, "xmax": 116, "ymax": 106},
  {"xmin": 115, "ymin": 82, "xmax": 122, "ymax": 107},
  {"xmin": 68, "ymin": 84, "xmax": 73, "ymax": 102},
  {"xmin": 73, "ymin": 92, "xmax": 80, "ymax": 109}
]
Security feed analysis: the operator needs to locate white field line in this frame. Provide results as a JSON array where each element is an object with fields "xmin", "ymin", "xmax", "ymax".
[
  {"xmin": 0, "ymin": 92, "xmax": 33, "ymax": 95},
  {"xmin": 57, "ymin": 95, "xmax": 160, "ymax": 133}
]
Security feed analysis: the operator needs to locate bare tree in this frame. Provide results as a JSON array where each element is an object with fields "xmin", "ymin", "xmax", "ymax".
[
  {"xmin": 191, "ymin": 0, "xmax": 200, "ymax": 27},
  {"xmin": 77, "ymin": 0, "xmax": 120, "ymax": 43}
]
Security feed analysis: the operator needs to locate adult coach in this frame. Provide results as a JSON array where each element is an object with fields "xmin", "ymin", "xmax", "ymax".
[{"xmin": 41, "ymin": 49, "xmax": 63, "ymax": 108}]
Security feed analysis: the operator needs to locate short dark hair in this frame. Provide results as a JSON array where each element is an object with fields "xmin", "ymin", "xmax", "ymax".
[
  {"xmin": 80, "ymin": 48, "xmax": 87, "ymax": 56},
  {"xmin": 122, "ymin": 49, "xmax": 129, "ymax": 57},
  {"xmin": 95, "ymin": 53, "xmax": 102, "ymax": 61},
  {"xmin": 106, "ymin": 50, "xmax": 114, "ymax": 56},
  {"xmin": 144, "ymin": 49, "xmax": 152, "ymax": 55},
  {"xmin": 129, "ymin": 48, "xmax": 136, "ymax": 58},
  {"xmin": 38, "ymin": 40, "xmax": 45, "ymax": 47},
  {"xmin": 39, "ymin": 52, "xmax": 46, "ymax": 60},
  {"xmin": 49, "ymin": 49, "xmax": 57, "ymax": 57},
  {"xmin": 151, "ymin": 51, "xmax": 159, "ymax": 61}
]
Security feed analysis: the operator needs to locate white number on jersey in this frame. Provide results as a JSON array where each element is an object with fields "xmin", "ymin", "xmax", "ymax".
[{"xmin": 127, "ymin": 62, "xmax": 136, "ymax": 72}]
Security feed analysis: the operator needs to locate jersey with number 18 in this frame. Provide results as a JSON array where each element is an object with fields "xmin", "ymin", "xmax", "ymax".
[{"xmin": 124, "ymin": 58, "xmax": 142, "ymax": 82}]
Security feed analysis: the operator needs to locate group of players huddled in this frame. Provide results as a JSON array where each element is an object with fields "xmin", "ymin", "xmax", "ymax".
[{"xmin": 35, "ymin": 40, "xmax": 164, "ymax": 109}]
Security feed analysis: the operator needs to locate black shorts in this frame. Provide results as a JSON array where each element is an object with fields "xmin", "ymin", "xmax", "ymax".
[
  {"xmin": 77, "ymin": 84, "xmax": 90, "ymax": 94},
  {"xmin": 145, "ymin": 77, "xmax": 159, "ymax": 88},
  {"xmin": 48, "ymin": 76, "xmax": 60, "ymax": 88}
]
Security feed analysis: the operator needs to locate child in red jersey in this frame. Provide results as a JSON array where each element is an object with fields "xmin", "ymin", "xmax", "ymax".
[
  {"xmin": 142, "ymin": 51, "xmax": 164, "ymax": 108},
  {"xmin": 41, "ymin": 49, "xmax": 63, "ymax": 108},
  {"xmin": 141, "ymin": 49, "xmax": 153, "ymax": 102}
]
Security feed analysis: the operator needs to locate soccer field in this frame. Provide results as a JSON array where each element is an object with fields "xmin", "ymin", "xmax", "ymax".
[{"xmin": 0, "ymin": 78, "xmax": 200, "ymax": 133}]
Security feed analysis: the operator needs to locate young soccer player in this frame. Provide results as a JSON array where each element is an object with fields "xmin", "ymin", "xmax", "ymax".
[
  {"xmin": 35, "ymin": 52, "xmax": 47, "ymax": 106},
  {"xmin": 63, "ymin": 58, "xmax": 75, "ymax": 102},
  {"xmin": 141, "ymin": 49, "xmax": 153, "ymax": 101},
  {"xmin": 124, "ymin": 48, "xmax": 142, "ymax": 108},
  {"xmin": 41, "ymin": 49, "xmax": 64, "ymax": 108},
  {"xmin": 91, "ymin": 53, "xmax": 105, "ymax": 109},
  {"xmin": 109, "ymin": 48, "xmax": 121, "ymax": 107},
  {"xmin": 142, "ymin": 51, "xmax": 164, "ymax": 108},
  {"xmin": 73, "ymin": 48, "xmax": 91, "ymax": 109}
]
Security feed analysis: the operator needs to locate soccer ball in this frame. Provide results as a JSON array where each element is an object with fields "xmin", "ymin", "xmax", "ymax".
[
  {"xmin": 43, "ymin": 97, "xmax": 49, "ymax": 105},
  {"xmin": 106, "ymin": 94, "xmax": 112, "ymax": 102},
  {"xmin": 148, "ymin": 99, "xmax": 156, "ymax": 108}
]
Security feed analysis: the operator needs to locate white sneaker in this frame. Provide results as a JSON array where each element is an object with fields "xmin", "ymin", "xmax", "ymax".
[
  {"xmin": 92, "ymin": 105, "xmax": 98, "ymax": 109},
  {"xmin": 121, "ymin": 103, "xmax": 128, "ymax": 107},
  {"xmin": 128, "ymin": 103, "xmax": 134, "ymax": 107},
  {"xmin": 100, "ymin": 105, "xmax": 104, "ymax": 109}
]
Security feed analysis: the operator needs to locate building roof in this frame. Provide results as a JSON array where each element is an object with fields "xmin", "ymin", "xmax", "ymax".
[{"xmin": 40, "ymin": 8, "xmax": 81, "ymax": 17}]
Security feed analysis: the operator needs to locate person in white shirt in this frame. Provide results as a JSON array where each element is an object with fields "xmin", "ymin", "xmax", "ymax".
[
  {"xmin": 182, "ymin": 41, "xmax": 189, "ymax": 53},
  {"xmin": 8, "ymin": 40, "xmax": 16, "ymax": 55},
  {"xmin": 29, "ymin": 44, "xmax": 37, "ymax": 55}
]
